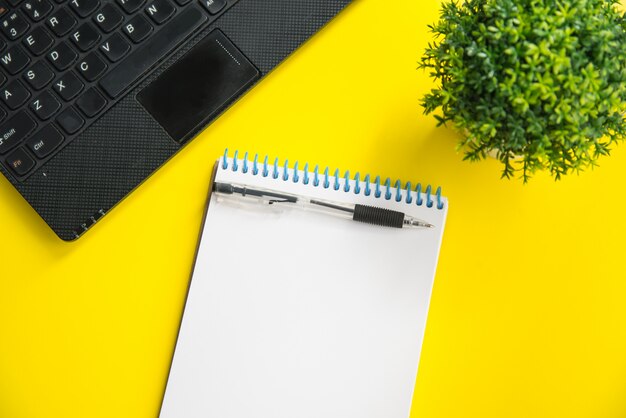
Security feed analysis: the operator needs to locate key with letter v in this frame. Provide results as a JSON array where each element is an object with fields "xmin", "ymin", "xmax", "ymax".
[{"xmin": 100, "ymin": 33, "xmax": 130, "ymax": 63}]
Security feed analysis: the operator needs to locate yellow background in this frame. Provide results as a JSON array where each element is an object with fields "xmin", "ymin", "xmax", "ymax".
[{"xmin": 2, "ymin": 1, "xmax": 626, "ymax": 417}]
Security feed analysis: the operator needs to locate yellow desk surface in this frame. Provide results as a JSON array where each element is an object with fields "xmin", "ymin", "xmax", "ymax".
[{"xmin": 2, "ymin": 1, "xmax": 626, "ymax": 417}]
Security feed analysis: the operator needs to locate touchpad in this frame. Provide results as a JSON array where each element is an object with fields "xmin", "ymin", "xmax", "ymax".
[{"xmin": 138, "ymin": 29, "xmax": 260, "ymax": 143}]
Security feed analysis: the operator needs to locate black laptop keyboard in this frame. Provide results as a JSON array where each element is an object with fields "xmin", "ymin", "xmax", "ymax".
[{"xmin": 0, "ymin": 0, "xmax": 227, "ymax": 180}]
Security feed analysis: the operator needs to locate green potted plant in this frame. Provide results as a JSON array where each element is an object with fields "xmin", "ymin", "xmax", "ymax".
[{"xmin": 419, "ymin": 0, "xmax": 626, "ymax": 181}]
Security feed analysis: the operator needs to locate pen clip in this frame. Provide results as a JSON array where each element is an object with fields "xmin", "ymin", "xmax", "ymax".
[{"xmin": 268, "ymin": 198, "xmax": 294, "ymax": 205}]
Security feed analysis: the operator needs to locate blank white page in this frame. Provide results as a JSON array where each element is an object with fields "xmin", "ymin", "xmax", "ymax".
[{"xmin": 160, "ymin": 155, "xmax": 448, "ymax": 418}]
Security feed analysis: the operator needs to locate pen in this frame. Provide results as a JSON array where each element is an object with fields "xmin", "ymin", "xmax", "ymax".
[{"xmin": 213, "ymin": 182, "xmax": 434, "ymax": 229}]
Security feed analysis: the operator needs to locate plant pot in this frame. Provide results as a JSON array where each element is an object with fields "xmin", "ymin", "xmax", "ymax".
[
  {"xmin": 487, "ymin": 148, "xmax": 524, "ymax": 160},
  {"xmin": 462, "ymin": 129, "xmax": 524, "ymax": 161}
]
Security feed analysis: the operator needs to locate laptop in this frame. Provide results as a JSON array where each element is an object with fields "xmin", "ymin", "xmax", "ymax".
[{"xmin": 0, "ymin": 0, "xmax": 352, "ymax": 240}]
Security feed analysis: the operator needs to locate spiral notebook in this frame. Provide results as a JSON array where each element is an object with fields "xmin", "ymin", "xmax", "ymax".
[{"xmin": 159, "ymin": 151, "xmax": 448, "ymax": 418}]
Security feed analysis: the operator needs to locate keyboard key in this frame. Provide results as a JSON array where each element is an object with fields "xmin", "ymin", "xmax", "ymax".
[
  {"xmin": 47, "ymin": 41, "xmax": 77, "ymax": 70},
  {"xmin": 24, "ymin": 59, "xmax": 54, "ymax": 90},
  {"xmin": 69, "ymin": 0, "xmax": 99, "ymax": 18},
  {"xmin": 94, "ymin": 3, "xmax": 123, "ymax": 33},
  {"xmin": 101, "ymin": 7, "xmax": 206, "ymax": 98},
  {"xmin": 123, "ymin": 14, "xmax": 152, "ymax": 43},
  {"xmin": 0, "ymin": 72, "xmax": 6, "ymax": 86},
  {"xmin": 1, "ymin": 12, "xmax": 29, "ymax": 40},
  {"xmin": 2, "ymin": 79, "xmax": 30, "ymax": 109},
  {"xmin": 26, "ymin": 123, "xmax": 63, "ymax": 158},
  {"xmin": 5, "ymin": 147, "xmax": 35, "ymax": 175},
  {"xmin": 199, "ymin": 0, "xmax": 225, "ymax": 15},
  {"xmin": 47, "ymin": 7, "xmax": 76, "ymax": 36},
  {"xmin": 30, "ymin": 90, "xmax": 60, "ymax": 120},
  {"xmin": 6, "ymin": 0, "xmax": 24, "ymax": 7},
  {"xmin": 76, "ymin": 87, "xmax": 106, "ymax": 117},
  {"xmin": 174, "ymin": 0, "xmax": 191, "ymax": 5},
  {"xmin": 71, "ymin": 22, "xmax": 100, "ymax": 51},
  {"xmin": 53, "ymin": 71, "xmax": 83, "ymax": 101},
  {"xmin": 76, "ymin": 52, "xmax": 107, "ymax": 81},
  {"xmin": 56, "ymin": 106, "xmax": 83, "ymax": 134},
  {"xmin": 100, "ymin": 32, "xmax": 130, "ymax": 62},
  {"xmin": 0, "ymin": 110, "xmax": 37, "ymax": 154},
  {"xmin": 0, "ymin": 45, "xmax": 30, "ymax": 74},
  {"xmin": 23, "ymin": 26, "xmax": 53, "ymax": 56},
  {"xmin": 22, "ymin": 0, "xmax": 53, "ymax": 22},
  {"xmin": 116, "ymin": 0, "xmax": 145, "ymax": 14},
  {"xmin": 145, "ymin": 0, "xmax": 174, "ymax": 24}
]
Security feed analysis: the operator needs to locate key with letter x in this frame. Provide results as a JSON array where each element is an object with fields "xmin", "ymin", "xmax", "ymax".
[{"xmin": 53, "ymin": 71, "xmax": 83, "ymax": 101}]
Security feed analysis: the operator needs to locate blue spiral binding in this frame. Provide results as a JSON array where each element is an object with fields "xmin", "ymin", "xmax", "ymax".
[
  {"xmin": 384, "ymin": 178, "xmax": 392, "ymax": 200},
  {"xmin": 220, "ymin": 150, "xmax": 445, "ymax": 210},
  {"xmin": 405, "ymin": 182, "xmax": 413, "ymax": 204},
  {"xmin": 374, "ymin": 176, "xmax": 382, "ymax": 198},
  {"xmin": 242, "ymin": 152, "xmax": 249, "ymax": 173},
  {"xmin": 436, "ymin": 187, "xmax": 443, "ymax": 209},
  {"xmin": 293, "ymin": 162, "xmax": 300, "ymax": 183},
  {"xmin": 232, "ymin": 150, "xmax": 239, "ymax": 171},
  {"xmin": 425, "ymin": 185, "xmax": 433, "ymax": 208},
  {"xmin": 273, "ymin": 158, "xmax": 279, "ymax": 179},
  {"xmin": 303, "ymin": 163, "xmax": 309, "ymax": 185},
  {"xmin": 324, "ymin": 167, "xmax": 330, "ymax": 189},
  {"xmin": 253, "ymin": 154, "xmax": 259, "ymax": 175},
  {"xmin": 414, "ymin": 184, "xmax": 421, "ymax": 206},
  {"xmin": 262, "ymin": 156, "xmax": 269, "ymax": 177},
  {"xmin": 394, "ymin": 180, "xmax": 401, "ymax": 202},
  {"xmin": 222, "ymin": 148, "xmax": 229, "ymax": 169}
]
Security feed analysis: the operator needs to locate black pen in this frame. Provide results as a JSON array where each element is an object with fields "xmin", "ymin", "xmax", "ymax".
[{"xmin": 214, "ymin": 182, "xmax": 434, "ymax": 229}]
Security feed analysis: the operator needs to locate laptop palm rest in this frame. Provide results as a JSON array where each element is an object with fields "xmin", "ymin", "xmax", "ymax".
[{"xmin": 138, "ymin": 29, "xmax": 260, "ymax": 144}]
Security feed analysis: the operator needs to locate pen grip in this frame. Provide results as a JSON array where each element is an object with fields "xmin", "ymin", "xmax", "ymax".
[{"xmin": 353, "ymin": 205, "xmax": 404, "ymax": 228}]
